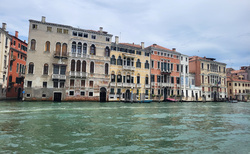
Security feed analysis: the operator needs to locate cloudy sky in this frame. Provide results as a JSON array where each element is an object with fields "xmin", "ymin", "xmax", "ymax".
[{"xmin": 0, "ymin": 0, "xmax": 249, "ymax": 69}]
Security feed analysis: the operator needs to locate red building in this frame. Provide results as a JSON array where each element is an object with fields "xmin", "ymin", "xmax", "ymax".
[
  {"xmin": 146, "ymin": 44, "xmax": 181, "ymax": 101},
  {"xmin": 6, "ymin": 31, "xmax": 27, "ymax": 99}
]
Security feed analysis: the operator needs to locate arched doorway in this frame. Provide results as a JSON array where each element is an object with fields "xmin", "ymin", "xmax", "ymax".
[
  {"xmin": 100, "ymin": 87, "xmax": 106, "ymax": 102},
  {"xmin": 17, "ymin": 88, "xmax": 22, "ymax": 100},
  {"xmin": 125, "ymin": 89, "xmax": 130, "ymax": 101},
  {"xmin": 164, "ymin": 88, "xmax": 167, "ymax": 100},
  {"xmin": 213, "ymin": 91, "xmax": 217, "ymax": 101}
]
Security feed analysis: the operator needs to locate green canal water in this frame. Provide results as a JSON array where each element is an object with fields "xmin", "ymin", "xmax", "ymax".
[{"xmin": 0, "ymin": 101, "xmax": 249, "ymax": 154}]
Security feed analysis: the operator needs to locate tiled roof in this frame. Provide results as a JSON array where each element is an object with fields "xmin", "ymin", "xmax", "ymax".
[
  {"xmin": 119, "ymin": 43, "xmax": 141, "ymax": 48},
  {"xmin": 231, "ymin": 70, "xmax": 245, "ymax": 74},
  {"xmin": 227, "ymin": 76, "xmax": 250, "ymax": 82},
  {"xmin": 148, "ymin": 44, "xmax": 173, "ymax": 51}
]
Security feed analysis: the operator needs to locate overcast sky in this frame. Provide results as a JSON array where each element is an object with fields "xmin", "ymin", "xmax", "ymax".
[{"xmin": 1, "ymin": 0, "xmax": 249, "ymax": 69}]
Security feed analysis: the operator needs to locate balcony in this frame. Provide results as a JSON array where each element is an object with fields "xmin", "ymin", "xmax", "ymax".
[
  {"xmin": 54, "ymin": 51, "xmax": 68, "ymax": 59},
  {"xmin": 145, "ymin": 84, "xmax": 150, "ymax": 89},
  {"xmin": 52, "ymin": 74, "xmax": 66, "ymax": 80},
  {"xmin": 10, "ymin": 55, "xmax": 16, "ymax": 62},
  {"xmin": 69, "ymin": 71, "xmax": 88, "ymax": 78},
  {"xmin": 123, "ymin": 65, "xmax": 135, "ymax": 71},
  {"xmin": 117, "ymin": 82, "xmax": 122, "ymax": 87},
  {"xmin": 162, "ymin": 83, "xmax": 170, "ymax": 87},
  {"xmin": 136, "ymin": 84, "xmax": 141, "ymax": 88},
  {"xmin": 110, "ymin": 82, "xmax": 116, "ymax": 87},
  {"xmin": 151, "ymin": 82, "xmax": 155, "ymax": 86},
  {"xmin": 123, "ymin": 83, "xmax": 135, "ymax": 87},
  {"xmin": 122, "ymin": 53, "xmax": 136, "ymax": 58},
  {"xmin": 161, "ymin": 69, "xmax": 171, "ymax": 74},
  {"xmin": 70, "ymin": 52, "xmax": 88, "ymax": 58}
]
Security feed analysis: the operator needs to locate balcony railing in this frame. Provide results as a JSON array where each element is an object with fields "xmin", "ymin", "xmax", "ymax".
[
  {"xmin": 145, "ymin": 84, "xmax": 150, "ymax": 88},
  {"xmin": 136, "ymin": 84, "xmax": 141, "ymax": 88},
  {"xmin": 70, "ymin": 52, "xmax": 88, "ymax": 58},
  {"xmin": 110, "ymin": 82, "xmax": 116, "ymax": 87},
  {"xmin": 161, "ymin": 69, "xmax": 171, "ymax": 74},
  {"xmin": 151, "ymin": 82, "xmax": 155, "ymax": 86},
  {"xmin": 54, "ymin": 51, "xmax": 68, "ymax": 58},
  {"xmin": 52, "ymin": 74, "xmax": 66, "ymax": 80},
  {"xmin": 123, "ymin": 83, "xmax": 135, "ymax": 87},
  {"xmin": 123, "ymin": 65, "xmax": 135, "ymax": 71},
  {"xmin": 117, "ymin": 82, "xmax": 122, "ymax": 87},
  {"xmin": 69, "ymin": 71, "xmax": 88, "ymax": 78}
]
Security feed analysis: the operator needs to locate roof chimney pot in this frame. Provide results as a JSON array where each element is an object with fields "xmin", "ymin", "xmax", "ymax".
[
  {"xmin": 41, "ymin": 16, "xmax": 46, "ymax": 23},
  {"xmin": 2, "ymin": 23, "xmax": 6, "ymax": 31},
  {"xmin": 15, "ymin": 31, "xmax": 19, "ymax": 38}
]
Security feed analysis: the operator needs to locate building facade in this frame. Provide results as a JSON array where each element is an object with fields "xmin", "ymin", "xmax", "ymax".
[
  {"xmin": 6, "ymin": 31, "xmax": 27, "ymax": 99},
  {"xmin": 109, "ymin": 36, "xmax": 151, "ymax": 101},
  {"xmin": 227, "ymin": 76, "xmax": 250, "ymax": 101},
  {"xmin": 0, "ymin": 23, "xmax": 11, "ymax": 99},
  {"xmin": 189, "ymin": 56, "xmax": 227, "ymax": 101},
  {"xmin": 146, "ymin": 44, "xmax": 181, "ymax": 101},
  {"xmin": 24, "ymin": 17, "xmax": 112, "ymax": 101}
]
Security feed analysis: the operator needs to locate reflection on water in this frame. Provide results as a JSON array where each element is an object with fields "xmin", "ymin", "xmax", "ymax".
[{"xmin": 0, "ymin": 101, "xmax": 250, "ymax": 153}]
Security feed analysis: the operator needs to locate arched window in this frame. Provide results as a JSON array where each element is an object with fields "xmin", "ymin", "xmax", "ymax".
[
  {"xmin": 76, "ymin": 60, "xmax": 81, "ymax": 72},
  {"xmin": 30, "ymin": 39, "xmax": 36, "ymax": 50},
  {"xmin": 62, "ymin": 43, "xmax": 67, "ymax": 56},
  {"xmin": 43, "ymin": 63, "xmax": 48, "ymax": 75},
  {"xmin": 45, "ymin": 41, "xmax": 50, "ymax": 52},
  {"xmin": 90, "ymin": 44, "xmax": 96, "ymax": 55},
  {"xmin": 145, "ymin": 60, "xmax": 149, "ymax": 69},
  {"xmin": 28, "ymin": 62, "xmax": 34, "ymax": 74},
  {"xmin": 105, "ymin": 46, "xmax": 110, "ymax": 57},
  {"xmin": 111, "ymin": 55, "xmax": 116, "ymax": 65},
  {"xmin": 90, "ymin": 61, "xmax": 94, "ymax": 73},
  {"xmin": 71, "ymin": 60, "xmax": 75, "ymax": 71},
  {"xmin": 127, "ymin": 58, "xmax": 131, "ymax": 66},
  {"xmin": 105, "ymin": 63, "xmax": 109, "ymax": 75},
  {"xmin": 72, "ymin": 42, "xmax": 76, "ymax": 53},
  {"xmin": 77, "ymin": 42, "xmax": 82, "ymax": 54},
  {"xmin": 137, "ymin": 74, "xmax": 140, "ymax": 83},
  {"xmin": 83, "ymin": 43, "xmax": 87, "ymax": 55},
  {"xmin": 117, "ymin": 56, "xmax": 122, "ymax": 65},
  {"xmin": 82, "ymin": 61, "xmax": 86, "ymax": 72},
  {"xmin": 56, "ymin": 42, "xmax": 61, "ymax": 55},
  {"xmin": 136, "ymin": 59, "xmax": 141, "ymax": 68},
  {"xmin": 145, "ymin": 75, "xmax": 149, "ymax": 84},
  {"xmin": 111, "ymin": 71, "xmax": 115, "ymax": 82}
]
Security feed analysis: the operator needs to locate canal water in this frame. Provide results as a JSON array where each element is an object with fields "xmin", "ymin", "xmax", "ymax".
[{"xmin": 0, "ymin": 101, "xmax": 249, "ymax": 153}]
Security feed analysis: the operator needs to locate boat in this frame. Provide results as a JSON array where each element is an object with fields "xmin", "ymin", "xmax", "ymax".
[
  {"xmin": 137, "ymin": 100, "xmax": 153, "ymax": 103},
  {"xmin": 230, "ymin": 100, "xmax": 238, "ymax": 103},
  {"xmin": 166, "ymin": 98, "xmax": 178, "ymax": 102}
]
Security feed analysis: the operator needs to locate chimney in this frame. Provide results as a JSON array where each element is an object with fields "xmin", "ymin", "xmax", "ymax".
[
  {"xmin": 172, "ymin": 48, "xmax": 176, "ymax": 51},
  {"xmin": 41, "ymin": 16, "xmax": 46, "ymax": 23},
  {"xmin": 141, "ymin": 42, "xmax": 144, "ymax": 49},
  {"xmin": 99, "ymin": 27, "xmax": 103, "ymax": 33},
  {"xmin": 24, "ymin": 40, "xmax": 26, "ymax": 43},
  {"xmin": 15, "ymin": 31, "xmax": 19, "ymax": 38},
  {"xmin": 115, "ymin": 36, "xmax": 119, "ymax": 44},
  {"xmin": 153, "ymin": 43, "xmax": 157, "ymax": 47},
  {"xmin": 2, "ymin": 23, "xmax": 6, "ymax": 31}
]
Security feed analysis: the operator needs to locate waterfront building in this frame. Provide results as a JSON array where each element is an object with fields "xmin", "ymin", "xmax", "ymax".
[
  {"xmin": 227, "ymin": 66, "xmax": 250, "ymax": 101},
  {"xmin": 189, "ymin": 56, "xmax": 227, "ymax": 101},
  {"xmin": 0, "ymin": 23, "xmax": 11, "ymax": 99},
  {"xmin": 146, "ymin": 44, "xmax": 181, "ymax": 101},
  {"xmin": 24, "ymin": 17, "xmax": 112, "ymax": 101},
  {"xmin": 6, "ymin": 31, "xmax": 27, "ymax": 99},
  {"xmin": 109, "ymin": 36, "xmax": 151, "ymax": 101}
]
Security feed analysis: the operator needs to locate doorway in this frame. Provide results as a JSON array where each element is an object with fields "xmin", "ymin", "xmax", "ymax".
[
  {"xmin": 125, "ymin": 89, "xmax": 130, "ymax": 101},
  {"xmin": 54, "ymin": 92, "xmax": 62, "ymax": 102},
  {"xmin": 100, "ymin": 87, "xmax": 107, "ymax": 102},
  {"xmin": 17, "ymin": 88, "xmax": 22, "ymax": 100}
]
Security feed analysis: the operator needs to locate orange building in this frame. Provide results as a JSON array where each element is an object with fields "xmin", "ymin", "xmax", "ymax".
[
  {"xmin": 146, "ymin": 44, "xmax": 181, "ymax": 101},
  {"xmin": 6, "ymin": 31, "xmax": 27, "ymax": 99}
]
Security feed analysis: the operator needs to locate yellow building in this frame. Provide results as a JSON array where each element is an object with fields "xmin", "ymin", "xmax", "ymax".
[
  {"xmin": 109, "ymin": 36, "xmax": 150, "ymax": 101},
  {"xmin": 227, "ymin": 76, "xmax": 250, "ymax": 101}
]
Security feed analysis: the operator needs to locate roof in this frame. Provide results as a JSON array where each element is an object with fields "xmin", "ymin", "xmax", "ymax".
[
  {"xmin": 189, "ymin": 56, "xmax": 226, "ymax": 65},
  {"xmin": 231, "ymin": 70, "xmax": 246, "ymax": 74},
  {"xmin": 227, "ymin": 76, "xmax": 250, "ymax": 82},
  {"xmin": 147, "ymin": 44, "xmax": 173, "ymax": 51},
  {"xmin": 119, "ymin": 43, "xmax": 142, "ymax": 48}
]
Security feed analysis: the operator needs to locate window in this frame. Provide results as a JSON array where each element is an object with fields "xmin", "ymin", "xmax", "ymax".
[
  {"xmin": 32, "ymin": 24, "xmax": 37, "ymax": 29},
  {"xmin": 72, "ymin": 42, "xmax": 76, "ymax": 53},
  {"xmin": 27, "ymin": 81, "xmax": 32, "ymax": 87},
  {"xmin": 60, "ymin": 82, "xmax": 65, "ymax": 88},
  {"xmin": 177, "ymin": 64, "xmax": 179, "ymax": 72},
  {"xmin": 136, "ymin": 59, "xmax": 141, "ymax": 68},
  {"xmin": 105, "ymin": 63, "xmax": 109, "ymax": 75},
  {"xmin": 117, "ymin": 89, "xmax": 121, "ymax": 94},
  {"xmin": 73, "ymin": 31, "xmax": 77, "ymax": 36},
  {"xmin": 110, "ymin": 88, "xmax": 115, "ymax": 94},
  {"xmin": 57, "ymin": 28, "xmax": 62, "ymax": 33},
  {"xmin": 117, "ymin": 56, "xmax": 122, "ymax": 65},
  {"xmin": 111, "ymin": 74, "xmax": 116, "ymax": 82},
  {"xmin": 77, "ymin": 42, "xmax": 82, "ymax": 54},
  {"xmin": 171, "ymin": 63, "xmax": 173, "ymax": 71},
  {"xmin": 62, "ymin": 43, "xmax": 67, "ymax": 56},
  {"xmin": 91, "ymin": 35, "xmax": 96, "ymax": 39},
  {"xmin": 145, "ymin": 76, "xmax": 149, "ymax": 84},
  {"xmin": 30, "ymin": 39, "xmax": 36, "ymax": 50},
  {"xmin": 82, "ymin": 61, "xmax": 86, "ymax": 72},
  {"xmin": 81, "ymin": 91, "xmax": 85, "ymax": 96},
  {"xmin": 26, "ymin": 94, "xmax": 31, "ymax": 97},
  {"xmin": 151, "ymin": 60, "xmax": 154, "ymax": 68},
  {"xmin": 53, "ymin": 65, "xmax": 59, "ymax": 74},
  {"xmin": 207, "ymin": 64, "xmax": 210, "ymax": 71},
  {"xmin": 60, "ymin": 66, "xmax": 66, "ymax": 75},
  {"xmin": 69, "ymin": 91, "xmax": 74, "ymax": 96},
  {"xmin": 171, "ymin": 77, "xmax": 174, "ymax": 83},
  {"xmin": 201, "ymin": 63, "xmax": 204, "ymax": 69},
  {"xmin": 202, "ymin": 75, "xmax": 204, "ymax": 83},
  {"xmin": 137, "ymin": 75, "xmax": 140, "ymax": 84},
  {"xmin": 53, "ymin": 81, "xmax": 58, "ymax": 88},
  {"xmin": 105, "ymin": 47, "xmax": 110, "ymax": 57},
  {"xmin": 90, "ymin": 62, "xmax": 94, "ymax": 73},
  {"xmin": 90, "ymin": 44, "xmax": 96, "ymax": 55},
  {"xmin": 56, "ymin": 42, "xmax": 61, "ymax": 55},
  {"xmin": 43, "ymin": 63, "xmax": 48, "ymax": 75},
  {"xmin": 235, "ymin": 83, "xmax": 237, "ymax": 86},
  {"xmin": 70, "ymin": 79, "xmax": 74, "ymax": 87},
  {"xmin": 78, "ymin": 32, "xmax": 83, "ymax": 37},
  {"xmin": 83, "ymin": 43, "xmax": 87, "ymax": 55},
  {"xmin": 13, "ymin": 40, "xmax": 16, "ymax": 46},
  {"xmin": 229, "ymin": 83, "xmax": 231, "ymax": 86},
  {"xmin": 84, "ymin": 33, "xmax": 88, "ymax": 38},
  {"xmin": 136, "ymin": 50, "xmax": 141, "ymax": 55},
  {"xmin": 28, "ymin": 62, "xmax": 34, "ymax": 74},
  {"xmin": 157, "ymin": 75, "xmax": 161, "ymax": 83},
  {"xmin": 43, "ymin": 82, "xmax": 47, "ymax": 88},
  {"xmin": 81, "ymin": 80, "xmax": 85, "ymax": 87},
  {"xmin": 158, "ymin": 62, "xmax": 160, "ymax": 69},
  {"xmin": 151, "ymin": 75, "xmax": 155, "ymax": 82},
  {"xmin": 47, "ymin": 26, "xmax": 52, "ymax": 32},
  {"xmin": 106, "ymin": 37, "xmax": 110, "ymax": 42},
  {"xmin": 145, "ymin": 60, "xmax": 149, "ymax": 69},
  {"xmin": 76, "ymin": 60, "xmax": 81, "ymax": 72},
  {"xmin": 71, "ymin": 60, "xmax": 75, "ymax": 71},
  {"xmin": 89, "ymin": 81, "xmax": 94, "ymax": 87},
  {"xmin": 89, "ymin": 92, "xmax": 93, "ymax": 96},
  {"xmin": 111, "ymin": 55, "xmax": 116, "ymax": 65},
  {"xmin": 176, "ymin": 77, "xmax": 180, "ymax": 84},
  {"xmin": 42, "ymin": 94, "xmax": 46, "ymax": 97}
]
